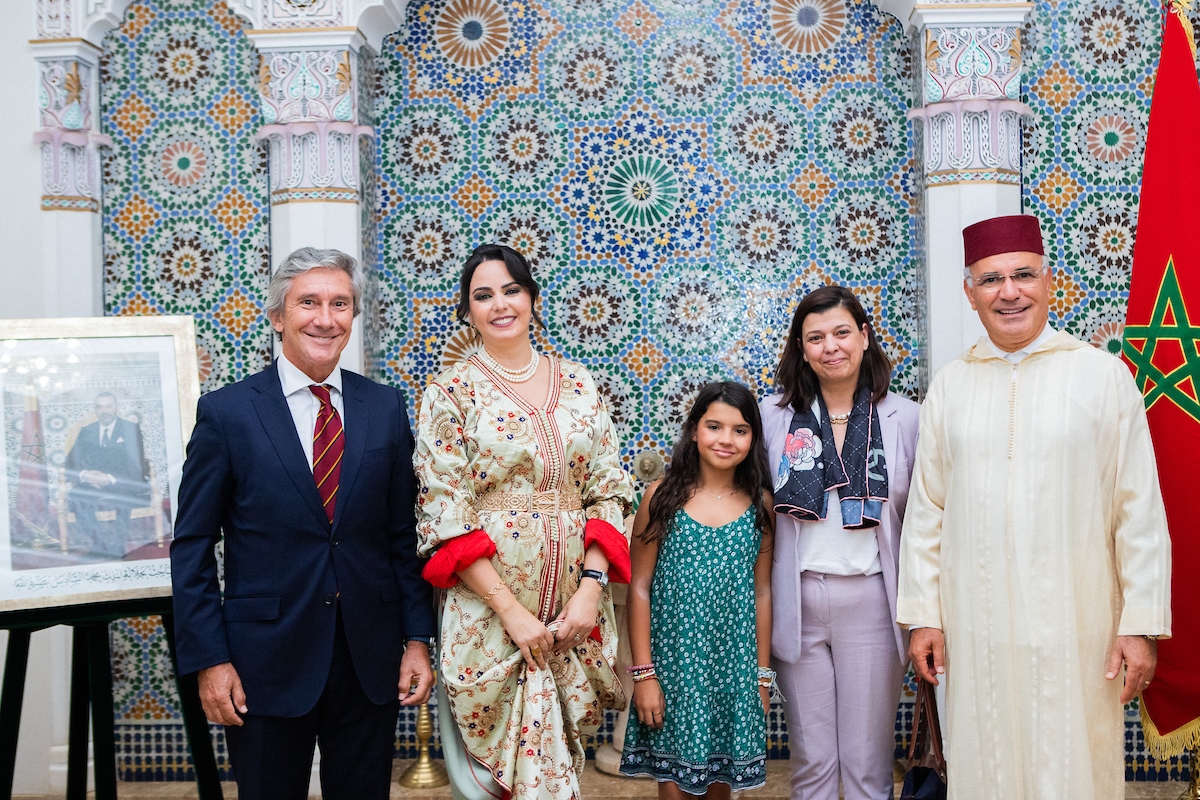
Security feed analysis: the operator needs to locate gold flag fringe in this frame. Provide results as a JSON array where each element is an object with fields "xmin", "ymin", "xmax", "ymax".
[
  {"xmin": 1141, "ymin": 703, "xmax": 1200, "ymax": 761},
  {"xmin": 1170, "ymin": 0, "xmax": 1198, "ymax": 58}
]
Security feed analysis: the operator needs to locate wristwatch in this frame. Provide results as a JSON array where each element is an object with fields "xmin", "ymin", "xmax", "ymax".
[{"xmin": 580, "ymin": 568, "xmax": 609, "ymax": 588}]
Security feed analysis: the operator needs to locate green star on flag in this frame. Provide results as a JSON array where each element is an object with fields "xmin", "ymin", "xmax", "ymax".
[{"xmin": 1123, "ymin": 258, "xmax": 1200, "ymax": 423}]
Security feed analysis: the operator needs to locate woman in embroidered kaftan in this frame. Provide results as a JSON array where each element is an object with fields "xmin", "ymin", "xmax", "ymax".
[{"xmin": 414, "ymin": 245, "xmax": 634, "ymax": 800}]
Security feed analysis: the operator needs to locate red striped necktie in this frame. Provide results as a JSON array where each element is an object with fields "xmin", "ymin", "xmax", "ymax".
[{"xmin": 309, "ymin": 385, "xmax": 343, "ymax": 523}]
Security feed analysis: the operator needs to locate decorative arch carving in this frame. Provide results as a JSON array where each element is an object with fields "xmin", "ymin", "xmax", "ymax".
[
  {"xmin": 35, "ymin": 0, "xmax": 138, "ymax": 45},
  {"xmin": 219, "ymin": 0, "xmax": 407, "ymax": 53}
]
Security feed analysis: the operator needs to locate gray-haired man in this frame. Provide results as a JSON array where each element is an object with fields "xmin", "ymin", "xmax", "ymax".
[{"xmin": 170, "ymin": 248, "xmax": 436, "ymax": 800}]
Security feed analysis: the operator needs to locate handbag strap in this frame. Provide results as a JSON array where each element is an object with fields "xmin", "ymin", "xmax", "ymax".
[
  {"xmin": 907, "ymin": 678, "xmax": 930, "ymax": 761},
  {"xmin": 915, "ymin": 678, "xmax": 948, "ymax": 775}
]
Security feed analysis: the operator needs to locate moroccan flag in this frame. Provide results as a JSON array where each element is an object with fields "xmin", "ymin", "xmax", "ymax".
[
  {"xmin": 1120, "ymin": 1, "xmax": 1200, "ymax": 758},
  {"xmin": 12, "ymin": 389, "xmax": 51, "ymax": 544}
]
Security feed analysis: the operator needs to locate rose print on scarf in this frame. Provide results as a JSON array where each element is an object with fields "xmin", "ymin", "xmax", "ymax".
[{"xmin": 775, "ymin": 427, "xmax": 822, "ymax": 491}]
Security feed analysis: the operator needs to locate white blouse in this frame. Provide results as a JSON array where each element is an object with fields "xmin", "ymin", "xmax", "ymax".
[{"xmin": 797, "ymin": 488, "xmax": 882, "ymax": 576}]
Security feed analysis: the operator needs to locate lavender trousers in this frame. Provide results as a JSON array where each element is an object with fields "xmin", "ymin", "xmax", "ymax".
[{"xmin": 774, "ymin": 572, "xmax": 905, "ymax": 800}]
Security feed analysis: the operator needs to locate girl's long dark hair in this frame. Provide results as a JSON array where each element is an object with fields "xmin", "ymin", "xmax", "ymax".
[
  {"xmin": 641, "ymin": 382, "xmax": 773, "ymax": 543},
  {"xmin": 775, "ymin": 285, "xmax": 892, "ymax": 413}
]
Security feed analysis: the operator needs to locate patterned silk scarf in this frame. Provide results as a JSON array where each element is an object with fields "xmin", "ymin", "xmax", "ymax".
[{"xmin": 772, "ymin": 389, "xmax": 888, "ymax": 528}]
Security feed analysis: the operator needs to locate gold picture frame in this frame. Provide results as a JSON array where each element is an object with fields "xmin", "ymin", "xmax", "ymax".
[{"xmin": 0, "ymin": 316, "xmax": 199, "ymax": 612}]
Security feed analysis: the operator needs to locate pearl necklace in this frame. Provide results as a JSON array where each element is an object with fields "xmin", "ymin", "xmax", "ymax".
[
  {"xmin": 827, "ymin": 412, "xmax": 850, "ymax": 425},
  {"xmin": 479, "ymin": 347, "xmax": 540, "ymax": 383}
]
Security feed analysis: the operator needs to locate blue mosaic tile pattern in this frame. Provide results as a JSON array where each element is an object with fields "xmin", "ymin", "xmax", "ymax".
[
  {"xmin": 368, "ymin": 0, "xmax": 924, "ymax": 468},
  {"xmin": 100, "ymin": 0, "xmax": 272, "ymax": 392},
  {"xmin": 1022, "ymin": 0, "xmax": 1176, "ymax": 354}
]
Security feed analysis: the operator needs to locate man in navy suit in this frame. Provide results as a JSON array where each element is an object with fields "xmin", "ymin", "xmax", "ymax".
[
  {"xmin": 64, "ymin": 391, "xmax": 150, "ymax": 558},
  {"xmin": 170, "ymin": 247, "xmax": 435, "ymax": 800}
]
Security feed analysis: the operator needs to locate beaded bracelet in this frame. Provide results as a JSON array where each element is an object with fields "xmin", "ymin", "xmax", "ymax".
[
  {"xmin": 627, "ymin": 663, "xmax": 655, "ymax": 674},
  {"xmin": 756, "ymin": 666, "xmax": 785, "ymax": 701}
]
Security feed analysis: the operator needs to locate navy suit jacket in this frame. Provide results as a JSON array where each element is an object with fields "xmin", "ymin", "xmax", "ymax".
[{"xmin": 170, "ymin": 363, "xmax": 436, "ymax": 718}]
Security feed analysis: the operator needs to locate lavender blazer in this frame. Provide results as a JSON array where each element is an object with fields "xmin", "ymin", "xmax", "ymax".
[{"xmin": 760, "ymin": 391, "xmax": 920, "ymax": 665}]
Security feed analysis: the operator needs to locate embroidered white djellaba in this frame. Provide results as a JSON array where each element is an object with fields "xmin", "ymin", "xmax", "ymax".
[
  {"xmin": 897, "ymin": 331, "xmax": 1172, "ymax": 800},
  {"xmin": 414, "ymin": 355, "xmax": 634, "ymax": 800}
]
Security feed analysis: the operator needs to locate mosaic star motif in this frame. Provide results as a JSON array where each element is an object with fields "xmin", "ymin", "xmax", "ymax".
[{"xmin": 770, "ymin": 0, "xmax": 847, "ymax": 55}]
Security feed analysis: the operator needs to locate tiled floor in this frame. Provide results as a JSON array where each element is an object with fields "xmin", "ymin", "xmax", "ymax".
[{"xmin": 14, "ymin": 761, "xmax": 1189, "ymax": 799}]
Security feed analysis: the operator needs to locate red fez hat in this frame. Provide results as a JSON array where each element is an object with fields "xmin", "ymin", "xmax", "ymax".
[{"xmin": 962, "ymin": 215, "xmax": 1045, "ymax": 266}]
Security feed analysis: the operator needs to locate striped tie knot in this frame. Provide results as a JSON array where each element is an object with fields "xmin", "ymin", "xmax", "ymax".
[{"xmin": 309, "ymin": 384, "xmax": 343, "ymax": 523}]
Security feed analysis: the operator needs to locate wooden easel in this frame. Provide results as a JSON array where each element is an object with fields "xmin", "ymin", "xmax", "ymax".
[{"xmin": 0, "ymin": 598, "xmax": 222, "ymax": 800}]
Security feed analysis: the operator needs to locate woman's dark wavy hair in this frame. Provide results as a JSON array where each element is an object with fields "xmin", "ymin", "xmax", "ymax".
[
  {"xmin": 775, "ymin": 285, "xmax": 892, "ymax": 413},
  {"xmin": 640, "ymin": 382, "xmax": 773, "ymax": 544},
  {"xmin": 455, "ymin": 244, "xmax": 546, "ymax": 331}
]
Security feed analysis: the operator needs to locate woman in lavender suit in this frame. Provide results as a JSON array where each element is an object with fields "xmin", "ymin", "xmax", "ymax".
[{"xmin": 759, "ymin": 286, "xmax": 919, "ymax": 800}]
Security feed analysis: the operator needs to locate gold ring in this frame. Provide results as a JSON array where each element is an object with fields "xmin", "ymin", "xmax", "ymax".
[
  {"xmin": 531, "ymin": 647, "xmax": 542, "ymax": 657},
  {"xmin": 574, "ymin": 634, "xmax": 582, "ymax": 642}
]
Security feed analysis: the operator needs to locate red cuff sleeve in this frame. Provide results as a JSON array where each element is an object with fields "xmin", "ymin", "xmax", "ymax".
[
  {"xmin": 421, "ymin": 530, "xmax": 497, "ymax": 589},
  {"xmin": 583, "ymin": 518, "xmax": 630, "ymax": 584}
]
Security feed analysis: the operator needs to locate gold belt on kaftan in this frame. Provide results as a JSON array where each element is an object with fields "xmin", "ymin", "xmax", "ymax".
[{"xmin": 474, "ymin": 489, "xmax": 583, "ymax": 515}]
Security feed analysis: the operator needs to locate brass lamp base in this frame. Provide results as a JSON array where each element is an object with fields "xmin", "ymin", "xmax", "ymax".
[
  {"xmin": 399, "ymin": 750, "xmax": 449, "ymax": 789},
  {"xmin": 398, "ymin": 694, "xmax": 449, "ymax": 789}
]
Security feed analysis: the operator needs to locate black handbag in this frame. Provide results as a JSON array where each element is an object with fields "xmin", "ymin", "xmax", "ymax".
[{"xmin": 900, "ymin": 678, "xmax": 948, "ymax": 800}]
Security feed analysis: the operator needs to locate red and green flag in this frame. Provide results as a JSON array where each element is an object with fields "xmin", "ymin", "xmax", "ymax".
[
  {"xmin": 12, "ymin": 389, "xmax": 51, "ymax": 544},
  {"xmin": 1120, "ymin": 0, "xmax": 1200, "ymax": 758}
]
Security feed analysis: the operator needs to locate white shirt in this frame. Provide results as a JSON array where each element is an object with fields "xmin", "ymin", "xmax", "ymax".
[
  {"xmin": 277, "ymin": 353, "xmax": 344, "ymax": 472},
  {"xmin": 987, "ymin": 323, "xmax": 1058, "ymax": 364},
  {"xmin": 798, "ymin": 488, "xmax": 883, "ymax": 576}
]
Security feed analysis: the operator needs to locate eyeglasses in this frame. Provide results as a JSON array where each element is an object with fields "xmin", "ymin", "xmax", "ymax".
[{"xmin": 970, "ymin": 268, "xmax": 1045, "ymax": 292}]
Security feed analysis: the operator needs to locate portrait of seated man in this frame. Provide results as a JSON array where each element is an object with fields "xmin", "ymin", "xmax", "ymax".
[{"xmin": 62, "ymin": 391, "xmax": 152, "ymax": 560}]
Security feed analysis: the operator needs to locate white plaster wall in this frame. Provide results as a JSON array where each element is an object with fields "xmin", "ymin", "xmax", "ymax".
[
  {"xmin": 0, "ymin": 625, "xmax": 77, "ymax": 795},
  {"xmin": 0, "ymin": 6, "xmax": 84, "ymax": 794},
  {"xmin": 0, "ymin": 4, "xmax": 48, "ymax": 320}
]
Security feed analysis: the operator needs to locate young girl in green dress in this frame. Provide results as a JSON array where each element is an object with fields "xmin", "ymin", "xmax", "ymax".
[{"xmin": 620, "ymin": 381, "xmax": 775, "ymax": 798}]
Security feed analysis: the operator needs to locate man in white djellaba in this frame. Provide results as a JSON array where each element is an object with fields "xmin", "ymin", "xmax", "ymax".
[{"xmin": 898, "ymin": 214, "xmax": 1172, "ymax": 799}]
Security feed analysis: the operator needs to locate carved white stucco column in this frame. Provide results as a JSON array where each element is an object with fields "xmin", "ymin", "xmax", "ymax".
[
  {"xmin": 253, "ymin": 35, "xmax": 374, "ymax": 375},
  {"xmin": 224, "ymin": 0, "xmax": 405, "ymax": 376},
  {"xmin": 30, "ymin": 0, "xmax": 126, "ymax": 318},
  {"xmin": 905, "ymin": 3, "xmax": 1034, "ymax": 372}
]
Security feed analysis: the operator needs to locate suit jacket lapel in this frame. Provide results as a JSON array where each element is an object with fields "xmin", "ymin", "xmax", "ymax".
[
  {"xmin": 251, "ymin": 365, "xmax": 330, "ymax": 530},
  {"xmin": 879, "ymin": 400, "xmax": 900, "ymax": 487},
  {"xmin": 332, "ymin": 372, "xmax": 368, "ymax": 532},
  {"xmin": 875, "ymin": 399, "xmax": 902, "ymax": 566}
]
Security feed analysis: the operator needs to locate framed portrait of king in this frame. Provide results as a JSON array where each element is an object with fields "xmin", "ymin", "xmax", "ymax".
[{"xmin": 0, "ymin": 316, "xmax": 199, "ymax": 612}]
